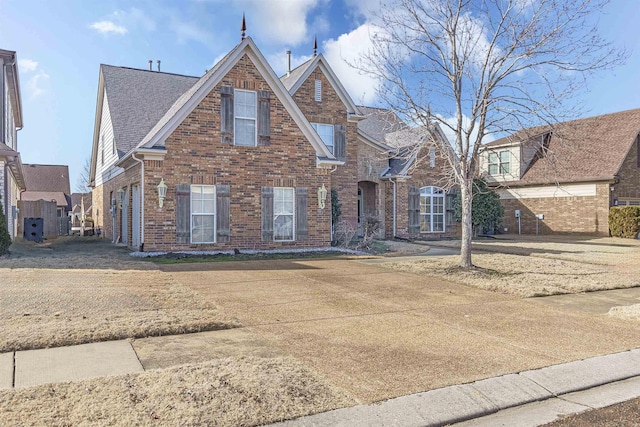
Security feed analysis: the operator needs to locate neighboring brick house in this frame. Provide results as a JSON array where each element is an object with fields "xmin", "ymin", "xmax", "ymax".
[
  {"xmin": 480, "ymin": 108, "xmax": 640, "ymax": 235},
  {"xmin": 90, "ymin": 37, "xmax": 339, "ymax": 252},
  {"xmin": 0, "ymin": 49, "xmax": 25, "ymax": 241}
]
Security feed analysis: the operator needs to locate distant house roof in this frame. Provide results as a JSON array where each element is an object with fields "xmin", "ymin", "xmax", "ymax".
[
  {"xmin": 357, "ymin": 106, "xmax": 409, "ymax": 144},
  {"xmin": 486, "ymin": 108, "xmax": 640, "ymax": 185},
  {"xmin": 101, "ymin": 65, "xmax": 199, "ymax": 156},
  {"xmin": 23, "ymin": 164, "xmax": 70, "ymax": 194},
  {"xmin": 71, "ymin": 192, "xmax": 92, "ymax": 210}
]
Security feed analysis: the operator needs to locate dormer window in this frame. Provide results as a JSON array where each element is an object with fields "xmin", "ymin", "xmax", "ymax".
[
  {"xmin": 489, "ymin": 150, "xmax": 510, "ymax": 175},
  {"xmin": 314, "ymin": 79, "xmax": 322, "ymax": 102}
]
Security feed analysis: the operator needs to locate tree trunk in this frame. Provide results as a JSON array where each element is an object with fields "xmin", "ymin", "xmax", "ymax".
[{"xmin": 460, "ymin": 178, "xmax": 474, "ymax": 268}]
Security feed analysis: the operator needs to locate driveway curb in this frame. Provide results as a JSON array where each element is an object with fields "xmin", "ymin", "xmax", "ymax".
[{"xmin": 271, "ymin": 348, "xmax": 640, "ymax": 427}]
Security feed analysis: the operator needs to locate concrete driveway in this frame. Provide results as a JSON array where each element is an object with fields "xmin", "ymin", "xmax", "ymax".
[{"xmin": 163, "ymin": 258, "xmax": 640, "ymax": 404}]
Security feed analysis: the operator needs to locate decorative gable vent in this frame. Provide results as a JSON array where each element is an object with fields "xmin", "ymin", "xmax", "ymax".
[{"xmin": 314, "ymin": 79, "xmax": 322, "ymax": 102}]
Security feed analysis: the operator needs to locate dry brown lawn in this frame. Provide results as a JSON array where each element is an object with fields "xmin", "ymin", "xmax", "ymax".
[
  {"xmin": 0, "ymin": 238, "xmax": 237, "ymax": 351},
  {"xmin": 382, "ymin": 236, "xmax": 640, "ymax": 297},
  {"xmin": 609, "ymin": 304, "xmax": 640, "ymax": 321},
  {"xmin": 0, "ymin": 356, "xmax": 354, "ymax": 426}
]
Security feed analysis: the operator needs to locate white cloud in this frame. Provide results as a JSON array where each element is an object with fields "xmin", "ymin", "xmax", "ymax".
[
  {"xmin": 171, "ymin": 19, "xmax": 213, "ymax": 45},
  {"xmin": 267, "ymin": 50, "xmax": 313, "ymax": 77},
  {"xmin": 112, "ymin": 8, "xmax": 156, "ymax": 32},
  {"xmin": 343, "ymin": 0, "xmax": 381, "ymax": 22},
  {"xmin": 18, "ymin": 59, "xmax": 38, "ymax": 73},
  {"xmin": 239, "ymin": 0, "xmax": 321, "ymax": 45},
  {"xmin": 26, "ymin": 70, "xmax": 50, "ymax": 99},
  {"xmin": 436, "ymin": 114, "xmax": 496, "ymax": 149},
  {"xmin": 323, "ymin": 23, "xmax": 383, "ymax": 105},
  {"xmin": 89, "ymin": 20, "xmax": 128, "ymax": 35}
]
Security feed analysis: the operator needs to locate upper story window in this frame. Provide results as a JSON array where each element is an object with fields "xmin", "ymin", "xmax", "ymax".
[
  {"xmin": 488, "ymin": 150, "xmax": 510, "ymax": 175},
  {"xmin": 234, "ymin": 89, "xmax": 257, "ymax": 146},
  {"xmin": 314, "ymin": 79, "xmax": 322, "ymax": 101},
  {"xmin": 312, "ymin": 123, "xmax": 334, "ymax": 154}
]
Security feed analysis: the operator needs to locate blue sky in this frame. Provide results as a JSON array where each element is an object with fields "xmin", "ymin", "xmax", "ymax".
[{"xmin": 1, "ymin": 0, "xmax": 639, "ymax": 190}]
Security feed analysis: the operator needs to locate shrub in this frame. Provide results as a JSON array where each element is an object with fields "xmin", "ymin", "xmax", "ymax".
[
  {"xmin": 454, "ymin": 179, "xmax": 504, "ymax": 235},
  {"xmin": 609, "ymin": 206, "xmax": 640, "ymax": 238},
  {"xmin": 357, "ymin": 215, "xmax": 382, "ymax": 250},
  {"xmin": 0, "ymin": 195, "xmax": 11, "ymax": 255}
]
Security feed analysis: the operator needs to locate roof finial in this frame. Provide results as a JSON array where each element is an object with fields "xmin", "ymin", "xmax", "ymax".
[
  {"xmin": 313, "ymin": 35, "xmax": 317, "ymax": 57},
  {"xmin": 241, "ymin": 13, "xmax": 246, "ymax": 40}
]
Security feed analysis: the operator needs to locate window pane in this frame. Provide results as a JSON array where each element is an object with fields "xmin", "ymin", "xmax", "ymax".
[
  {"xmin": 489, "ymin": 164, "xmax": 498, "ymax": 175},
  {"xmin": 500, "ymin": 151, "xmax": 510, "ymax": 162},
  {"xmin": 235, "ymin": 90, "xmax": 256, "ymax": 118},
  {"xmin": 235, "ymin": 118, "xmax": 256, "ymax": 146},
  {"xmin": 192, "ymin": 215, "xmax": 215, "ymax": 243},
  {"xmin": 274, "ymin": 215, "xmax": 293, "ymax": 240},
  {"xmin": 420, "ymin": 214, "xmax": 431, "ymax": 232}
]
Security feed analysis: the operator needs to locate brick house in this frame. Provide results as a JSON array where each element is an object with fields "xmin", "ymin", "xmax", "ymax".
[
  {"xmin": 89, "ymin": 37, "xmax": 458, "ymax": 252},
  {"xmin": 480, "ymin": 108, "xmax": 640, "ymax": 235},
  {"xmin": 90, "ymin": 37, "xmax": 340, "ymax": 252},
  {"xmin": 0, "ymin": 49, "xmax": 25, "ymax": 241}
]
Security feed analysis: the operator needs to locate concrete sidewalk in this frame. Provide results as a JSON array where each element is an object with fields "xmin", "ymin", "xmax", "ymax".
[{"xmin": 271, "ymin": 348, "xmax": 640, "ymax": 427}]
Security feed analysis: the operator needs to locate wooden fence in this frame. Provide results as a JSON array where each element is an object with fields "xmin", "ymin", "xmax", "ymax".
[{"xmin": 17, "ymin": 200, "xmax": 59, "ymax": 240}]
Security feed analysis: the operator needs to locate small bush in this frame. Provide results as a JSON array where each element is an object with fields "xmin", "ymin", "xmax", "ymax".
[
  {"xmin": 357, "ymin": 215, "xmax": 382, "ymax": 251},
  {"xmin": 609, "ymin": 206, "xmax": 640, "ymax": 238},
  {"xmin": 0, "ymin": 195, "xmax": 11, "ymax": 255}
]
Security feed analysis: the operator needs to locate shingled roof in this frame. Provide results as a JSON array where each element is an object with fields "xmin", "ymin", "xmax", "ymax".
[
  {"xmin": 487, "ymin": 108, "xmax": 640, "ymax": 185},
  {"xmin": 358, "ymin": 106, "xmax": 409, "ymax": 144},
  {"xmin": 101, "ymin": 65, "xmax": 199, "ymax": 155},
  {"xmin": 280, "ymin": 58, "xmax": 314, "ymax": 91},
  {"xmin": 23, "ymin": 164, "xmax": 70, "ymax": 194}
]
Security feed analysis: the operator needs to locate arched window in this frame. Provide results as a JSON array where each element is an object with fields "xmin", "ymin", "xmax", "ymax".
[{"xmin": 420, "ymin": 186, "xmax": 445, "ymax": 232}]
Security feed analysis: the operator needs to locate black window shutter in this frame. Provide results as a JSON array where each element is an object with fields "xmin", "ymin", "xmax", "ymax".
[
  {"xmin": 296, "ymin": 188, "xmax": 308, "ymax": 240},
  {"xmin": 221, "ymin": 86, "xmax": 234, "ymax": 144},
  {"xmin": 408, "ymin": 186, "xmax": 420, "ymax": 235},
  {"xmin": 261, "ymin": 187, "xmax": 274, "ymax": 241},
  {"xmin": 257, "ymin": 90, "xmax": 271, "ymax": 146},
  {"xmin": 176, "ymin": 184, "xmax": 191, "ymax": 244},
  {"xmin": 334, "ymin": 124, "xmax": 346, "ymax": 160},
  {"xmin": 216, "ymin": 184, "xmax": 230, "ymax": 243}
]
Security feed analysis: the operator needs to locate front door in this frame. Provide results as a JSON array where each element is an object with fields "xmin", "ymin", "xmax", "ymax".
[
  {"xmin": 121, "ymin": 187, "xmax": 129, "ymax": 245},
  {"xmin": 131, "ymin": 184, "xmax": 140, "ymax": 249}
]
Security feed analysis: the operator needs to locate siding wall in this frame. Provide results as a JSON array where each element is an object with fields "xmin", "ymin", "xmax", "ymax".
[{"xmin": 94, "ymin": 92, "xmax": 120, "ymax": 187}]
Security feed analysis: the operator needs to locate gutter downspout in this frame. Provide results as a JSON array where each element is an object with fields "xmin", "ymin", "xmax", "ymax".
[
  {"xmin": 131, "ymin": 152, "xmax": 144, "ymax": 251},
  {"xmin": 392, "ymin": 178, "xmax": 397, "ymax": 238}
]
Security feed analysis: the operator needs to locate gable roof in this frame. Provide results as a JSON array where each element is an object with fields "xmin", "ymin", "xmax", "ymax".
[
  {"xmin": 357, "ymin": 106, "xmax": 409, "ymax": 144},
  {"xmin": 280, "ymin": 54, "xmax": 364, "ymax": 119},
  {"xmin": 127, "ymin": 37, "xmax": 336, "ymax": 163},
  {"xmin": 101, "ymin": 65, "xmax": 199, "ymax": 155},
  {"xmin": 23, "ymin": 164, "xmax": 70, "ymax": 194},
  {"xmin": 71, "ymin": 192, "xmax": 92, "ymax": 209},
  {"xmin": 280, "ymin": 58, "xmax": 314, "ymax": 91},
  {"xmin": 486, "ymin": 108, "xmax": 640, "ymax": 185}
]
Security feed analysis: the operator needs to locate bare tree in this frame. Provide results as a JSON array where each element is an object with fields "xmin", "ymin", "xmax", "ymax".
[
  {"xmin": 357, "ymin": 0, "xmax": 624, "ymax": 267},
  {"xmin": 75, "ymin": 158, "xmax": 91, "ymax": 193}
]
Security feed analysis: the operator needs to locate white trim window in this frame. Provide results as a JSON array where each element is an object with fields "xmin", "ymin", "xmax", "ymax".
[
  {"xmin": 191, "ymin": 185, "xmax": 216, "ymax": 244},
  {"xmin": 274, "ymin": 187, "xmax": 295, "ymax": 241},
  {"xmin": 489, "ymin": 150, "xmax": 510, "ymax": 175},
  {"xmin": 234, "ymin": 89, "xmax": 257, "ymax": 146},
  {"xmin": 420, "ymin": 186, "xmax": 445, "ymax": 233},
  {"xmin": 312, "ymin": 123, "xmax": 334, "ymax": 154}
]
